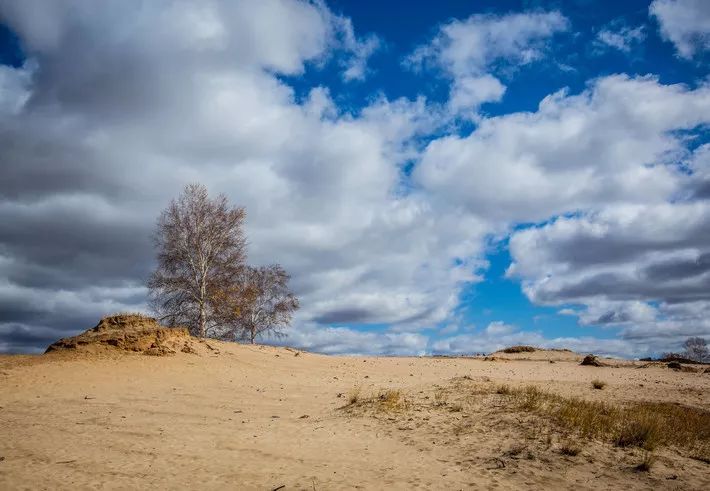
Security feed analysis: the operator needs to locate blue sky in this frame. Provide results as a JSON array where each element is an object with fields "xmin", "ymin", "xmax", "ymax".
[
  {"xmin": 285, "ymin": 0, "xmax": 709, "ymax": 356},
  {"xmin": 0, "ymin": 0, "xmax": 709, "ymax": 357},
  {"xmin": 294, "ymin": 1, "xmax": 706, "ymax": 109}
]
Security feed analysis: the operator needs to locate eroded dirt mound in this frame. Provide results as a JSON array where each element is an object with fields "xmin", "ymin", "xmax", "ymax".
[{"xmin": 45, "ymin": 314, "xmax": 197, "ymax": 356}]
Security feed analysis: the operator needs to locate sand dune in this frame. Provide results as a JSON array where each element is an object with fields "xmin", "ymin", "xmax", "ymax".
[{"xmin": 1, "ymin": 325, "xmax": 709, "ymax": 490}]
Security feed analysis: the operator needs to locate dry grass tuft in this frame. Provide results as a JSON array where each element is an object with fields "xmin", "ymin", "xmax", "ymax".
[
  {"xmin": 342, "ymin": 387, "xmax": 409, "ymax": 413},
  {"xmin": 615, "ymin": 417, "xmax": 659, "ymax": 450},
  {"xmin": 346, "ymin": 386, "xmax": 362, "ymax": 406},
  {"xmin": 376, "ymin": 389, "xmax": 408, "ymax": 411},
  {"xmin": 513, "ymin": 385, "xmax": 545, "ymax": 411},
  {"xmin": 591, "ymin": 379, "xmax": 607, "ymax": 390},
  {"xmin": 634, "ymin": 451, "xmax": 655, "ymax": 472},
  {"xmin": 496, "ymin": 384, "xmax": 511, "ymax": 395},
  {"xmin": 433, "ymin": 388, "xmax": 448, "ymax": 407},
  {"xmin": 559, "ymin": 442, "xmax": 581, "ymax": 456}
]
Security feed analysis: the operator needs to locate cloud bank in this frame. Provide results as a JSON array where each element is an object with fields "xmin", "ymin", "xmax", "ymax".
[{"xmin": 0, "ymin": 1, "xmax": 709, "ymax": 357}]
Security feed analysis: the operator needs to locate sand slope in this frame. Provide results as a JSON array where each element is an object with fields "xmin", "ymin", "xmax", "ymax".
[{"xmin": 1, "ymin": 339, "xmax": 709, "ymax": 490}]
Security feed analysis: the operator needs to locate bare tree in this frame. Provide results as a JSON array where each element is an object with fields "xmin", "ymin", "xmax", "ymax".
[
  {"xmin": 214, "ymin": 264, "xmax": 299, "ymax": 344},
  {"xmin": 148, "ymin": 184, "xmax": 246, "ymax": 337},
  {"xmin": 683, "ymin": 337, "xmax": 709, "ymax": 363}
]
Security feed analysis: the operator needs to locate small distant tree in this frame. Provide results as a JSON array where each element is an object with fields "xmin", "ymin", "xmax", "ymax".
[
  {"xmin": 215, "ymin": 265, "xmax": 299, "ymax": 344},
  {"xmin": 148, "ymin": 184, "xmax": 246, "ymax": 337},
  {"xmin": 683, "ymin": 337, "xmax": 709, "ymax": 363}
]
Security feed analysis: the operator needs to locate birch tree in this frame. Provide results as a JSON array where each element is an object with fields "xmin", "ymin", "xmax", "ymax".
[
  {"xmin": 148, "ymin": 183, "xmax": 246, "ymax": 337},
  {"xmin": 215, "ymin": 264, "xmax": 299, "ymax": 343},
  {"xmin": 683, "ymin": 337, "xmax": 709, "ymax": 363}
]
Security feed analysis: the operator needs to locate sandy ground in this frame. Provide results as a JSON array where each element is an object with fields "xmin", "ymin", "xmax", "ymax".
[{"xmin": 1, "ymin": 342, "xmax": 708, "ymax": 490}]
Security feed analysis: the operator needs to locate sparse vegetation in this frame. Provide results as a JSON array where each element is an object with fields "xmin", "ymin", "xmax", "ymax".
[
  {"xmin": 559, "ymin": 442, "xmax": 581, "ymax": 456},
  {"xmin": 433, "ymin": 388, "xmax": 448, "ymax": 407},
  {"xmin": 501, "ymin": 385, "xmax": 710, "ymax": 453},
  {"xmin": 615, "ymin": 418, "xmax": 659, "ymax": 450},
  {"xmin": 376, "ymin": 389, "xmax": 407, "ymax": 411},
  {"xmin": 502, "ymin": 345, "xmax": 536, "ymax": 353},
  {"xmin": 513, "ymin": 385, "xmax": 545, "ymax": 411},
  {"xmin": 335, "ymin": 369, "xmax": 709, "ymax": 489},
  {"xmin": 346, "ymin": 386, "xmax": 362, "ymax": 406},
  {"xmin": 591, "ymin": 379, "xmax": 606, "ymax": 390},
  {"xmin": 496, "ymin": 384, "xmax": 511, "ymax": 395},
  {"xmin": 342, "ymin": 387, "xmax": 409, "ymax": 413}
]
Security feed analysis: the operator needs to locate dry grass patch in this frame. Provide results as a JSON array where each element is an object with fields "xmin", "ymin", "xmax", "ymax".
[
  {"xmin": 496, "ymin": 384, "xmax": 511, "ymax": 395},
  {"xmin": 615, "ymin": 416, "xmax": 660, "ymax": 450},
  {"xmin": 341, "ymin": 387, "xmax": 410, "ymax": 413},
  {"xmin": 503, "ymin": 385, "xmax": 710, "ymax": 455},
  {"xmin": 376, "ymin": 389, "xmax": 408, "ymax": 412}
]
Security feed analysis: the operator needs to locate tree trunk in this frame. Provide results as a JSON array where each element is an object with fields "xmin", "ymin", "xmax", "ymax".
[{"xmin": 198, "ymin": 303, "xmax": 206, "ymax": 338}]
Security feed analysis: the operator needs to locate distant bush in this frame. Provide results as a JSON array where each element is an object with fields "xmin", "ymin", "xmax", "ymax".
[
  {"xmin": 661, "ymin": 353, "xmax": 698, "ymax": 364},
  {"xmin": 502, "ymin": 345, "xmax": 536, "ymax": 353},
  {"xmin": 660, "ymin": 338, "xmax": 709, "ymax": 364}
]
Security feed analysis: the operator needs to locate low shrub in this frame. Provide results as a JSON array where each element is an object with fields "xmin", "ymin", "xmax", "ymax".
[
  {"xmin": 591, "ymin": 379, "xmax": 607, "ymax": 390},
  {"xmin": 502, "ymin": 345, "xmax": 536, "ymax": 353}
]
